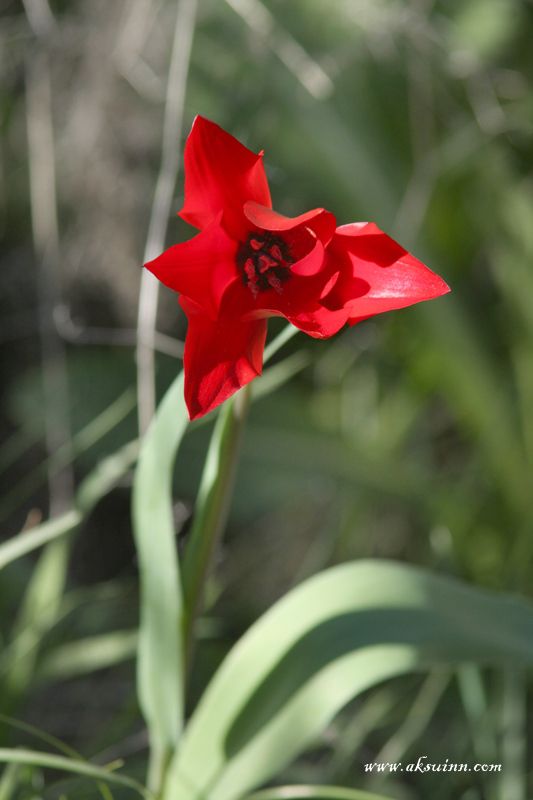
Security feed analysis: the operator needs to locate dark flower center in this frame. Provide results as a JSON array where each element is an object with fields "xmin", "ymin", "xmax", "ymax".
[{"xmin": 236, "ymin": 231, "xmax": 294, "ymax": 297}]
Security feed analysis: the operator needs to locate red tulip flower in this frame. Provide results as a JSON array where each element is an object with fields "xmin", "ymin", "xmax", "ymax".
[{"xmin": 145, "ymin": 116, "xmax": 449, "ymax": 420}]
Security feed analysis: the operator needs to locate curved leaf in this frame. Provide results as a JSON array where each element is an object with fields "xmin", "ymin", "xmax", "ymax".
[
  {"xmin": 166, "ymin": 560, "xmax": 533, "ymax": 800},
  {"xmin": 245, "ymin": 786, "xmax": 393, "ymax": 800},
  {"xmin": 0, "ymin": 511, "xmax": 80, "ymax": 572},
  {"xmin": 0, "ymin": 439, "xmax": 139, "ymax": 572},
  {"xmin": 0, "ymin": 748, "xmax": 148, "ymax": 797},
  {"xmin": 38, "ymin": 631, "xmax": 138, "ymax": 682},
  {"xmin": 132, "ymin": 372, "xmax": 188, "ymax": 778}
]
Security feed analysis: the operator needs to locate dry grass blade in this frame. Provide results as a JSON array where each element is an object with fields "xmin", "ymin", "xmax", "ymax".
[{"xmin": 136, "ymin": 0, "xmax": 198, "ymax": 435}]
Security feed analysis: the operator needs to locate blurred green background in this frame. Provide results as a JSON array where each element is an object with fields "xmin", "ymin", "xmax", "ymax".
[{"xmin": 1, "ymin": 0, "xmax": 532, "ymax": 797}]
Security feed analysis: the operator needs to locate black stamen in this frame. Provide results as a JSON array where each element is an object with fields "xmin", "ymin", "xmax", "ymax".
[{"xmin": 236, "ymin": 231, "xmax": 293, "ymax": 295}]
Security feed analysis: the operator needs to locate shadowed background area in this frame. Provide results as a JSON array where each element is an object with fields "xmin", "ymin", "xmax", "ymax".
[{"xmin": 1, "ymin": 0, "xmax": 532, "ymax": 798}]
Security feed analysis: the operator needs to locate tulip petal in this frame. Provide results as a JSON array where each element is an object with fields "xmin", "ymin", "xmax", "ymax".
[
  {"xmin": 285, "ymin": 304, "xmax": 348, "ymax": 339},
  {"xmin": 179, "ymin": 116, "xmax": 272, "ymax": 237},
  {"xmin": 244, "ymin": 201, "xmax": 336, "ymax": 247},
  {"xmin": 180, "ymin": 298, "xmax": 267, "ymax": 420},
  {"xmin": 260, "ymin": 239, "xmax": 344, "ymax": 325},
  {"xmin": 144, "ymin": 217, "xmax": 238, "ymax": 319},
  {"xmin": 325, "ymin": 222, "xmax": 450, "ymax": 323}
]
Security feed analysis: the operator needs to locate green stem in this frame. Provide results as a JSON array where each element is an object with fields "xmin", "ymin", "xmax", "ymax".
[
  {"xmin": 148, "ymin": 745, "xmax": 172, "ymax": 800},
  {"xmin": 263, "ymin": 322, "xmax": 298, "ymax": 362},
  {"xmin": 182, "ymin": 384, "xmax": 252, "ymax": 668},
  {"xmin": 500, "ymin": 667, "xmax": 526, "ymax": 800}
]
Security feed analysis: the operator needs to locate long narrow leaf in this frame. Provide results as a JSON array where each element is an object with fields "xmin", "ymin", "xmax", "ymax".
[
  {"xmin": 1, "ymin": 540, "xmax": 69, "ymax": 707},
  {"xmin": 77, "ymin": 439, "xmax": 139, "ymax": 515},
  {"xmin": 131, "ymin": 372, "xmax": 188, "ymax": 780},
  {"xmin": 0, "ymin": 764, "xmax": 20, "ymax": 800},
  {"xmin": 0, "ymin": 439, "xmax": 139, "ymax": 572},
  {"xmin": 182, "ymin": 388, "xmax": 250, "ymax": 655},
  {"xmin": 166, "ymin": 560, "xmax": 533, "ymax": 800},
  {"xmin": 38, "ymin": 631, "xmax": 138, "ymax": 682},
  {"xmin": 0, "ymin": 714, "xmax": 118, "ymax": 800},
  {"xmin": 0, "ymin": 749, "xmax": 149, "ymax": 797},
  {"xmin": 246, "ymin": 787, "xmax": 393, "ymax": 800},
  {"xmin": 0, "ymin": 511, "xmax": 80, "ymax": 572}
]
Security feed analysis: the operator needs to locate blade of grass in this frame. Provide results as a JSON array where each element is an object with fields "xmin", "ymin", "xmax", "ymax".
[
  {"xmin": 0, "ymin": 388, "xmax": 135, "ymax": 524},
  {"xmin": 26, "ymin": 31, "xmax": 74, "ymax": 519},
  {"xmin": 245, "ymin": 787, "xmax": 394, "ymax": 800},
  {"xmin": 1, "ymin": 539, "xmax": 69, "ymax": 709},
  {"xmin": 0, "ymin": 438, "xmax": 138, "ymax": 572},
  {"xmin": 38, "ymin": 631, "xmax": 138, "ymax": 682},
  {"xmin": 252, "ymin": 351, "xmax": 310, "ymax": 402},
  {"xmin": 182, "ymin": 385, "xmax": 251, "ymax": 667},
  {"xmin": 457, "ymin": 665, "xmax": 498, "ymax": 763},
  {"xmin": 0, "ymin": 714, "xmax": 115, "ymax": 800},
  {"xmin": 373, "ymin": 670, "xmax": 450, "ymax": 768},
  {"xmin": 0, "ymin": 749, "xmax": 150, "ymax": 798},
  {"xmin": 0, "ymin": 511, "xmax": 80, "ymax": 572},
  {"xmin": 0, "ymin": 713, "xmax": 80, "ymax": 759},
  {"xmin": 131, "ymin": 372, "xmax": 187, "ymax": 793},
  {"xmin": 500, "ymin": 668, "xmax": 526, "ymax": 800},
  {"xmin": 417, "ymin": 300, "xmax": 529, "ymax": 515},
  {"xmin": 0, "ymin": 763, "xmax": 20, "ymax": 800},
  {"xmin": 136, "ymin": 0, "xmax": 197, "ymax": 434},
  {"xmin": 324, "ymin": 687, "xmax": 400, "ymax": 781},
  {"xmin": 76, "ymin": 439, "xmax": 139, "ymax": 515},
  {"xmin": 263, "ymin": 324, "xmax": 298, "ymax": 363}
]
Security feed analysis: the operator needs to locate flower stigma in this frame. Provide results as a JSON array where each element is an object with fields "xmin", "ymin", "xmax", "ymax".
[{"xmin": 236, "ymin": 231, "xmax": 294, "ymax": 297}]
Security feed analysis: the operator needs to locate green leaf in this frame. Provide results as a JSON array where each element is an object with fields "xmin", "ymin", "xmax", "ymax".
[
  {"xmin": 38, "ymin": 631, "xmax": 138, "ymax": 682},
  {"xmin": 77, "ymin": 439, "xmax": 139, "ymax": 515},
  {"xmin": 252, "ymin": 351, "xmax": 310, "ymax": 402},
  {"xmin": 0, "ymin": 714, "xmax": 117, "ymax": 800},
  {"xmin": 182, "ymin": 388, "xmax": 250, "ymax": 657},
  {"xmin": 131, "ymin": 372, "xmax": 188, "ymax": 784},
  {"xmin": 245, "ymin": 787, "xmax": 394, "ymax": 800},
  {"xmin": 417, "ymin": 300, "xmax": 528, "ymax": 515},
  {"xmin": 0, "ymin": 438, "xmax": 139, "ymax": 573},
  {"xmin": 0, "ymin": 749, "xmax": 149, "ymax": 797},
  {"xmin": 165, "ymin": 560, "xmax": 533, "ymax": 800},
  {"xmin": 0, "ymin": 511, "xmax": 80, "ymax": 572},
  {"xmin": 1, "ymin": 539, "xmax": 69, "ymax": 707},
  {"xmin": 0, "ymin": 763, "xmax": 20, "ymax": 800},
  {"xmin": 262, "ymin": 324, "xmax": 299, "ymax": 363},
  {"xmin": 0, "ymin": 387, "xmax": 136, "ymax": 524},
  {"xmin": 0, "ymin": 712, "xmax": 80, "ymax": 759}
]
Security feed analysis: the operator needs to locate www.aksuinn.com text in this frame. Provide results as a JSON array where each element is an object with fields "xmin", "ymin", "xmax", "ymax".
[{"xmin": 364, "ymin": 756, "xmax": 502, "ymax": 774}]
